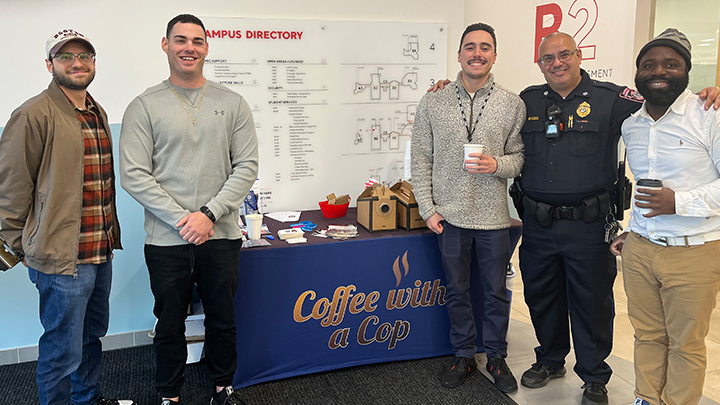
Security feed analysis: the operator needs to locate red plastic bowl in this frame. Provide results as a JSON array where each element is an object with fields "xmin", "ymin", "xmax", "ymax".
[{"xmin": 319, "ymin": 197, "xmax": 351, "ymax": 219}]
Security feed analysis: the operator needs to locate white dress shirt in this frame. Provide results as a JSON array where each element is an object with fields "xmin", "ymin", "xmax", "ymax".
[{"xmin": 622, "ymin": 89, "xmax": 720, "ymax": 238}]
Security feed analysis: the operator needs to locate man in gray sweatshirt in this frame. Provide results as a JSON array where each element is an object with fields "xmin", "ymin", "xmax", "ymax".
[
  {"xmin": 119, "ymin": 14, "xmax": 258, "ymax": 405},
  {"xmin": 411, "ymin": 22, "xmax": 525, "ymax": 393}
]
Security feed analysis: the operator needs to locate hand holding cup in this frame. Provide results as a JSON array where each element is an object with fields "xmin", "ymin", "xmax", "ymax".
[{"xmin": 464, "ymin": 144, "xmax": 497, "ymax": 173}]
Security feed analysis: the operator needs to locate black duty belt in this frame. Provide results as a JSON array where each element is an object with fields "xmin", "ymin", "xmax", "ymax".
[
  {"xmin": 553, "ymin": 204, "xmax": 584, "ymax": 220},
  {"xmin": 522, "ymin": 191, "xmax": 612, "ymax": 227}
]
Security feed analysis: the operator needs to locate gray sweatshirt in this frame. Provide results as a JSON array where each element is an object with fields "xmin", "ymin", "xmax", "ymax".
[
  {"xmin": 119, "ymin": 79, "xmax": 259, "ymax": 245},
  {"xmin": 411, "ymin": 72, "xmax": 525, "ymax": 230}
]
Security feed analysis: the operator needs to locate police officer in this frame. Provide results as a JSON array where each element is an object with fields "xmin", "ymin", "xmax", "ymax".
[
  {"xmin": 515, "ymin": 32, "xmax": 720, "ymax": 405},
  {"xmin": 515, "ymin": 32, "xmax": 640, "ymax": 405}
]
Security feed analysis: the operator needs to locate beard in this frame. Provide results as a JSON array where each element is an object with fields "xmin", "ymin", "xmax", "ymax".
[
  {"xmin": 635, "ymin": 72, "xmax": 689, "ymax": 108},
  {"xmin": 53, "ymin": 67, "xmax": 95, "ymax": 91}
]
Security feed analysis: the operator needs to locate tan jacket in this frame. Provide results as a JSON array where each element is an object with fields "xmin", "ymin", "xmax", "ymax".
[{"xmin": 0, "ymin": 80, "xmax": 122, "ymax": 275}]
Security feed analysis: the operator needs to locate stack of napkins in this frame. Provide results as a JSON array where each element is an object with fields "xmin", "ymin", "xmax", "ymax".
[
  {"xmin": 278, "ymin": 228, "xmax": 306, "ymax": 244},
  {"xmin": 312, "ymin": 225, "xmax": 359, "ymax": 240}
]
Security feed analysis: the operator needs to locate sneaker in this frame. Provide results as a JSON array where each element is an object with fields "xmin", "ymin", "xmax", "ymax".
[
  {"xmin": 211, "ymin": 386, "xmax": 247, "ymax": 405},
  {"xmin": 633, "ymin": 399, "xmax": 650, "ymax": 405},
  {"xmin": 485, "ymin": 354, "xmax": 518, "ymax": 393},
  {"xmin": 581, "ymin": 382, "xmax": 608, "ymax": 405},
  {"xmin": 160, "ymin": 400, "xmax": 182, "ymax": 405},
  {"xmin": 439, "ymin": 356, "xmax": 477, "ymax": 388},
  {"xmin": 520, "ymin": 362, "xmax": 567, "ymax": 388},
  {"xmin": 96, "ymin": 397, "xmax": 136, "ymax": 405}
]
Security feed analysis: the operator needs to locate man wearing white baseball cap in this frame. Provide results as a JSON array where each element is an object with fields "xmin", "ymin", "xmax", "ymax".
[{"xmin": 0, "ymin": 29, "xmax": 133, "ymax": 405}]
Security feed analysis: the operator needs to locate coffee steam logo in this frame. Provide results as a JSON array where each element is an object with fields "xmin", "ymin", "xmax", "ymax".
[{"xmin": 392, "ymin": 250, "xmax": 409, "ymax": 287}]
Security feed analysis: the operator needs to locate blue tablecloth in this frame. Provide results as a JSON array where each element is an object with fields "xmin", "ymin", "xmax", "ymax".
[{"xmin": 233, "ymin": 209, "xmax": 521, "ymax": 388}]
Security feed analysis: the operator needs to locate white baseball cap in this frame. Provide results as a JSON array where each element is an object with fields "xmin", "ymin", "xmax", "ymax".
[{"xmin": 46, "ymin": 29, "xmax": 95, "ymax": 58}]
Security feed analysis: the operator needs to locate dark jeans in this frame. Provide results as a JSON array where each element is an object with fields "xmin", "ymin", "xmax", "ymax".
[
  {"xmin": 145, "ymin": 239, "xmax": 242, "ymax": 398},
  {"xmin": 437, "ymin": 222, "xmax": 511, "ymax": 358},
  {"xmin": 29, "ymin": 261, "xmax": 112, "ymax": 405},
  {"xmin": 519, "ymin": 213, "xmax": 616, "ymax": 384}
]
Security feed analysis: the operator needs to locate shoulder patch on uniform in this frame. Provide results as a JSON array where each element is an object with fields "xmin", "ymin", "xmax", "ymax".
[{"xmin": 619, "ymin": 87, "xmax": 644, "ymax": 103}]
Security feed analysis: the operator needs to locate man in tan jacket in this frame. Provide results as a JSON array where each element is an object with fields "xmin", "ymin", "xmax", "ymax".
[{"xmin": 0, "ymin": 29, "xmax": 131, "ymax": 405}]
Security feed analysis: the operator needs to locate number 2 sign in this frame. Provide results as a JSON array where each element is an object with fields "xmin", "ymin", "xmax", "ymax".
[{"xmin": 534, "ymin": 0, "xmax": 598, "ymax": 63}]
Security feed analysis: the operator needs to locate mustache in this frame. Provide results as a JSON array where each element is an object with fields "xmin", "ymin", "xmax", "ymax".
[
  {"xmin": 644, "ymin": 76, "xmax": 670, "ymax": 82},
  {"xmin": 634, "ymin": 72, "xmax": 688, "ymax": 107},
  {"xmin": 467, "ymin": 58, "xmax": 487, "ymax": 63},
  {"xmin": 637, "ymin": 74, "xmax": 680, "ymax": 86}
]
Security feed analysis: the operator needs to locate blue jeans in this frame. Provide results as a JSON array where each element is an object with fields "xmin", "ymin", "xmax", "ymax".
[
  {"xmin": 29, "ymin": 261, "xmax": 112, "ymax": 405},
  {"xmin": 437, "ymin": 222, "xmax": 511, "ymax": 358}
]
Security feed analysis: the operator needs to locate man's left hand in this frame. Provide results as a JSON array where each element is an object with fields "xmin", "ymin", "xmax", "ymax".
[
  {"xmin": 177, "ymin": 212, "xmax": 215, "ymax": 245},
  {"xmin": 465, "ymin": 153, "xmax": 497, "ymax": 174},
  {"xmin": 698, "ymin": 87, "xmax": 720, "ymax": 110},
  {"xmin": 609, "ymin": 232, "xmax": 628, "ymax": 256},
  {"xmin": 635, "ymin": 187, "xmax": 676, "ymax": 217},
  {"xmin": 427, "ymin": 79, "xmax": 451, "ymax": 92}
]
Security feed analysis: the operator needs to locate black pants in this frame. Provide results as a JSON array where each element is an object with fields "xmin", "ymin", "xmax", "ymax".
[
  {"xmin": 519, "ymin": 213, "xmax": 616, "ymax": 384},
  {"xmin": 146, "ymin": 239, "xmax": 242, "ymax": 398}
]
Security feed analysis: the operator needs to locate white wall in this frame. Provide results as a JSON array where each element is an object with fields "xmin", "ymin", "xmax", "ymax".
[
  {"xmin": 464, "ymin": 0, "xmax": 639, "ymax": 93},
  {"xmin": 0, "ymin": 0, "xmax": 464, "ymax": 351}
]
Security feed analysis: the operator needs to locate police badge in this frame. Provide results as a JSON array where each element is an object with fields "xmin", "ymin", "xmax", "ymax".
[{"xmin": 577, "ymin": 101, "xmax": 591, "ymax": 118}]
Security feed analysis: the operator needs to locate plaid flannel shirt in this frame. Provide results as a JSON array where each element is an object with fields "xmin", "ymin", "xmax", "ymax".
[{"xmin": 74, "ymin": 95, "xmax": 115, "ymax": 264}]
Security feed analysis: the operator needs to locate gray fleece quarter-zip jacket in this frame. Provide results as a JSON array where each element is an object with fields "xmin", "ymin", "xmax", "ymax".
[
  {"xmin": 411, "ymin": 72, "xmax": 525, "ymax": 230},
  {"xmin": 119, "ymin": 80, "xmax": 259, "ymax": 246}
]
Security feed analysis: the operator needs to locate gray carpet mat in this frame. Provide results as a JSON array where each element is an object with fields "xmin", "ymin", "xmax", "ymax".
[{"xmin": 0, "ymin": 345, "xmax": 518, "ymax": 405}]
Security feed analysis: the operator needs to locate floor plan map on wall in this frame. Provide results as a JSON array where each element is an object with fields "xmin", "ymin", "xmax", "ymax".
[{"xmin": 202, "ymin": 17, "xmax": 447, "ymax": 211}]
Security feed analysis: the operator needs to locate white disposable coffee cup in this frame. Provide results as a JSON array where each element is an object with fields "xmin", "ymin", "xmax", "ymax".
[
  {"xmin": 635, "ymin": 179, "xmax": 663, "ymax": 217},
  {"xmin": 245, "ymin": 214, "xmax": 263, "ymax": 240},
  {"xmin": 463, "ymin": 144, "xmax": 484, "ymax": 170}
]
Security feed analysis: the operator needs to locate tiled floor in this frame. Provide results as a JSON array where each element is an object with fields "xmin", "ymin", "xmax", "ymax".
[{"xmin": 498, "ymin": 247, "xmax": 720, "ymax": 405}]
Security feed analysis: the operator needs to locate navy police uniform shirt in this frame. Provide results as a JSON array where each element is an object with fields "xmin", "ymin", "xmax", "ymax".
[{"xmin": 519, "ymin": 69, "xmax": 643, "ymax": 205}]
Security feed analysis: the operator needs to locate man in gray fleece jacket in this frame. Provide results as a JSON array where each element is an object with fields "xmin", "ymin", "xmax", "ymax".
[
  {"xmin": 119, "ymin": 14, "xmax": 257, "ymax": 405},
  {"xmin": 411, "ymin": 22, "xmax": 525, "ymax": 393}
]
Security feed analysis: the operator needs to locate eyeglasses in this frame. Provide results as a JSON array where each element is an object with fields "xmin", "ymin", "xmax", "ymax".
[
  {"xmin": 537, "ymin": 50, "xmax": 577, "ymax": 66},
  {"xmin": 51, "ymin": 52, "xmax": 96, "ymax": 65}
]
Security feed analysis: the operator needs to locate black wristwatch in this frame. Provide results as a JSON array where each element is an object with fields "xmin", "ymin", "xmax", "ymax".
[{"xmin": 200, "ymin": 206, "xmax": 216, "ymax": 223}]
